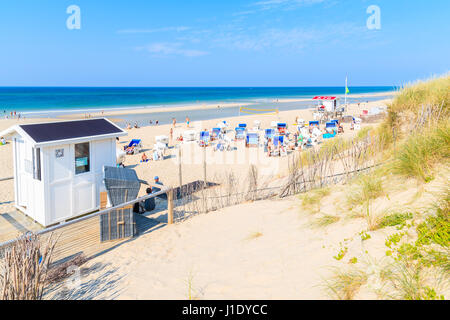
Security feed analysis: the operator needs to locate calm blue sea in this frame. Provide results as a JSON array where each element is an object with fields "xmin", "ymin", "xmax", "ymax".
[{"xmin": 0, "ymin": 87, "xmax": 394, "ymax": 117}]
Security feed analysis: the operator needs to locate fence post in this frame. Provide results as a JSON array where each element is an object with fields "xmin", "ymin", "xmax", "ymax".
[
  {"xmin": 203, "ymin": 146, "xmax": 207, "ymax": 187},
  {"xmin": 178, "ymin": 146, "xmax": 182, "ymax": 190},
  {"xmin": 167, "ymin": 189, "xmax": 174, "ymax": 225}
]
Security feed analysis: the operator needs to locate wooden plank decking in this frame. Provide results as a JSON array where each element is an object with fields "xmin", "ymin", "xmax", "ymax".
[{"xmin": 1, "ymin": 204, "xmax": 168, "ymax": 264}]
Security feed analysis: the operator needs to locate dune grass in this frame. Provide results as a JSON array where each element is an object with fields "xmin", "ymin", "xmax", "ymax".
[
  {"xmin": 323, "ymin": 267, "xmax": 368, "ymax": 300},
  {"xmin": 312, "ymin": 214, "xmax": 340, "ymax": 228},
  {"xmin": 388, "ymin": 75, "xmax": 449, "ymax": 127},
  {"xmin": 356, "ymin": 126, "xmax": 373, "ymax": 140},
  {"xmin": 383, "ymin": 262, "xmax": 446, "ymax": 300},
  {"xmin": 299, "ymin": 187, "xmax": 331, "ymax": 213},
  {"xmin": 347, "ymin": 174, "xmax": 384, "ymax": 207},
  {"xmin": 393, "ymin": 119, "xmax": 450, "ymax": 182}
]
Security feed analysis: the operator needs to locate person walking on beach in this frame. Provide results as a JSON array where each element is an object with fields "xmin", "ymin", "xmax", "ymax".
[
  {"xmin": 152, "ymin": 176, "xmax": 167, "ymax": 200},
  {"xmin": 172, "ymin": 118, "xmax": 176, "ymax": 128},
  {"xmin": 186, "ymin": 116, "xmax": 190, "ymax": 128},
  {"xmin": 169, "ymin": 127, "xmax": 173, "ymax": 142}
]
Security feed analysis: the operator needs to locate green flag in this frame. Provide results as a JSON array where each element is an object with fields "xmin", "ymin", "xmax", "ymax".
[{"xmin": 346, "ymin": 86, "xmax": 350, "ymax": 94}]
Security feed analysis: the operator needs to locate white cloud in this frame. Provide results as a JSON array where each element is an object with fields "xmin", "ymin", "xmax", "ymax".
[
  {"xmin": 117, "ymin": 26, "xmax": 191, "ymax": 34},
  {"xmin": 137, "ymin": 42, "xmax": 209, "ymax": 57},
  {"xmin": 211, "ymin": 23, "xmax": 368, "ymax": 53},
  {"xmin": 252, "ymin": 0, "xmax": 326, "ymax": 11}
]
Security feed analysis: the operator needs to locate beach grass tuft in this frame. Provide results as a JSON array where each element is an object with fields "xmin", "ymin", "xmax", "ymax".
[
  {"xmin": 347, "ymin": 174, "xmax": 384, "ymax": 207},
  {"xmin": 323, "ymin": 267, "xmax": 368, "ymax": 300},
  {"xmin": 312, "ymin": 214, "xmax": 340, "ymax": 228},
  {"xmin": 299, "ymin": 187, "xmax": 331, "ymax": 213}
]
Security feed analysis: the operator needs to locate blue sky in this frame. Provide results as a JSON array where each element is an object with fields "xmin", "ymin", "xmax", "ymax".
[{"xmin": 0, "ymin": 0, "xmax": 449, "ymax": 86}]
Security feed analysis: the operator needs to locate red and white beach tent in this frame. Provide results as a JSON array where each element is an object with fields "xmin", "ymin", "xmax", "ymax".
[
  {"xmin": 313, "ymin": 96, "xmax": 337, "ymax": 100},
  {"xmin": 313, "ymin": 96, "xmax": 340, "ymax": 112}
]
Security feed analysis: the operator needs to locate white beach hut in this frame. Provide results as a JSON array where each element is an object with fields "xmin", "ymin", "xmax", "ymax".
[
  {"xmin": 313, "ymin": 96, "xmax": 340, "ymax": 112},
  {"xmin": 0, "ymin": 118, "xmax": 127, "ymax": 227}
]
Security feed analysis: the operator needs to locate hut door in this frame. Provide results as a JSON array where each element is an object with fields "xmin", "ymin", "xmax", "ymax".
[{"xmin": 15, "ymin": 138, "xmax": 32, "ymax": 208}]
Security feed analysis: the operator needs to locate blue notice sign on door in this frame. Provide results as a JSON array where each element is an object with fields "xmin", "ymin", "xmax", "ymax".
[{"xmin": 76, "ymin": 157, "xmax": 88, "ymax": 167}]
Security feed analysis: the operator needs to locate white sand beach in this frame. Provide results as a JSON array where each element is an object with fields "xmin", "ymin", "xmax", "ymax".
[
  {"xmin": 0, "ymin": 97, "xmax": 391, "ymax": 214},
  {"xmin": 44, "ymin": 165, "xmax": 448, "ymax": 300}
]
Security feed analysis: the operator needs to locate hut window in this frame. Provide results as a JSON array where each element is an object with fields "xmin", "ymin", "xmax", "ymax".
[
  {"xmin": 33, "ymin": 148, "xmax": 41, "ymax": 181},
  {"xmin": 75, "ymin": 142, "xmax": 90, "ymax": 175}
]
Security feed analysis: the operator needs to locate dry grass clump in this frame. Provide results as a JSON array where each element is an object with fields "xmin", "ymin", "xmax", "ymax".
[
  {"xmin": 0, "ymin": 233, "xmax": 58, "ymax": 300},
  {"xmin": 347, "ymin": 174, "xmax": 385, "ymax": 207},
  {"xmin": 246, "ymin": 231, "xmax": 263, "ymax": 240},
  {"xmin": 323, "ymin": 267, "xmax": 368, "ymax": 300},
  {"xmin": 312, "ymin": 214, "xmax": 340, "ymax": 228},
  {"xmin": 299, "ymin": 187, "xmax": 331, "ymax": 213}
]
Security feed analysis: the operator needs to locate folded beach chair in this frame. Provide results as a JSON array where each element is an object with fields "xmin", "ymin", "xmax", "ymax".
[
  {"xmin": 211, "ymin": 128, "xmax": 221, "ymax": 140},
  {"xmin": 309, "ymin": 121, "xmax": 320, "ymax": 128},
  {"xmin": 325, "ymin": 121, "xmax": 338, "ymax": 134},
  {"xmin": 253, "ymin": 120, "xmax": 261, "ymax": 130},
  {"xmin": 199, "ymin": 131, "xmax": 210, "ymax": 147},
  {"xmin": 246, "ymin": 132, "xmax": 259, "ymax": 148},
  {"xmin": 279, "ymin": 135, "xmax": 285, "ymax": 146},
  {"xmin": 182, "ymin": 130, "xmax": 196, "ymax": 142},
  {"xmin": 153, "ymin": 142, "xmax": 166, "ymax": 160},
  {"xmin": 216, "ymin": 121, "xmax": 228, "ymax": 133},
  {"xmin": 124, "ymin": 139, "xmax": 142, "ymax": 155},
  {"xmin": 296, "ymin": 119, "xmax": 305, "ymax": 127},
  {"xmin": 271, "ymin": 136, "xmax": 280, "ymax": 156},
  {"xmin": 235, "ymin": 127, "xmax": 246, "ymax": 140},
  {"xmin": 277, "ymin": 123, "xmax": 287, "ymax": 135},
  {"xmin": 354, "ymin": 117, "xmax": 362, "ymax": 131},
  {"xmin": 156, "ymin": 135, "xmax": 169, "ymax": 147},
  {"xmin": 265, "ymin": 128, "xmax": 275, "ymax": 139}
]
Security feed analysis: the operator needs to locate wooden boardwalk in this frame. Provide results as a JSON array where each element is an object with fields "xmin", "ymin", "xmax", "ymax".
[
  {"xmin": 0, "ymin": 210, "xmax": 43, "ymax": 243},
  {"xmin": 0, "ymin": 203, "xmax": 169, "ymax": 264}
]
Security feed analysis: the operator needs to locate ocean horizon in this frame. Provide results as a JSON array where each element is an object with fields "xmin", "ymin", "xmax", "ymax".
[{"xmin": 0, "ymin": 86, "xmax": 395, "ymax": 117}]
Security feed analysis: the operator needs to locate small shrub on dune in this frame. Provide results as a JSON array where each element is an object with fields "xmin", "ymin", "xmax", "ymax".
[
  {"xmin": 379, "ymin": 212, "xmax": 413, "ymax": 230},
  {"xmin": 415, "ymin": 194, "xmax": 449, "ymax": 248}
]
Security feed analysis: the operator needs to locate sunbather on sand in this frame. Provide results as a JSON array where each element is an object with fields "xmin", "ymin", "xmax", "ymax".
[
  {"xmin": 126, "ymin": 146, "xmax": 135, "ymax": 154},
  {"xmin": 141, "ymin": 153, "xmax": 148, "ymax": 162}
]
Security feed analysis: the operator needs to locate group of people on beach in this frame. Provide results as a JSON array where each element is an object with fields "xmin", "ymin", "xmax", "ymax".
[
  {"xmin": 125, "ymin": 116, "xmax": 191, "ymax": 131},
  {"xmin": 3, "ymin": 110, "xmax": 23, "ymax": 120}
]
